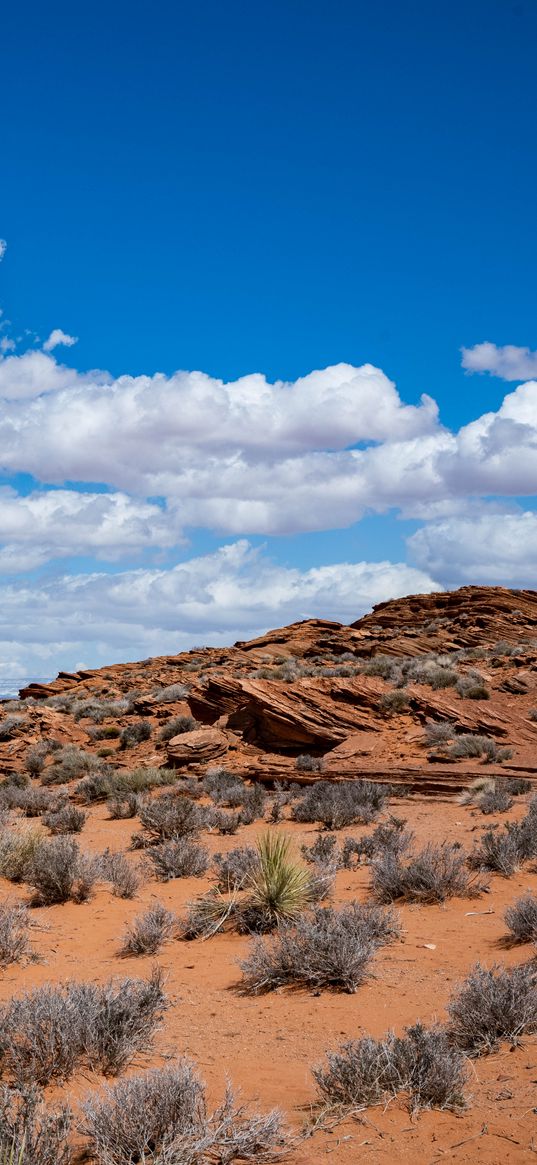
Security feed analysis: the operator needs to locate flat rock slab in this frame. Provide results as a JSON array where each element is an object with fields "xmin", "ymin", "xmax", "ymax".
[{"xmin": 166, "ymin": 726, "xmax": 229, "ymax": 766}]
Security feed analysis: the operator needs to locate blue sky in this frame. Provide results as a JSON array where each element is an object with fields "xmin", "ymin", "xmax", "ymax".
[{"xmin": 0, "ymin": 0, "xmax": 536, "ymax": 686}]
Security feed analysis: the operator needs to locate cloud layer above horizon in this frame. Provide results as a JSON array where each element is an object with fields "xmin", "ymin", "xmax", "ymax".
[{"xmin": 0, "ymin": 330, "xmax": 535, "ymax": 687}]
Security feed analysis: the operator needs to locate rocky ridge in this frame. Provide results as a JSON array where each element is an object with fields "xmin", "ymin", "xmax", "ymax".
[{"xmin": 7, "ymin": 585, "xmax": 537, "ymax": 795}]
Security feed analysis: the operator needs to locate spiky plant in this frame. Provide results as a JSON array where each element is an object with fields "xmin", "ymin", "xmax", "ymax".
[
  {"xmin": 245, "ymin": 832, "xmax": 314, "ymax": 928},
  {"xmin": 0, "ymin": 1143, "xmax": 25, "ymax": 1165}
]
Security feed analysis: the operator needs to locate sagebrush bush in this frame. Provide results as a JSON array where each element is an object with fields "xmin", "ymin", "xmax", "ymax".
[
  {"xmin": 152, "ymin": 683, "xmax": 189, "ymax": 703},
  {"xmin": 158, "ymin": 715, "xmax": 199, "ymax": 742},
  {"xmin": 135, "ymin": 794, "xmax": 206, "ymax": 846},
  {"xmin": 107, "ymin": 793, "xmax": 140, "ymax": 820},
  {"xmin": 82, "ymin": 1061, "xmax": 286, "ymax": 1165},
  {"xmin": 448, "ymin": 962, "xmax": 537, "ymax": 1055},
  {"xmin": 293, "ymin": 779, "xmax": 388, "ymax": 830},
  {"xmin": 100, "ymin": 850, "xmax": 141, "ymax": 899},
  {"xmin": 0, "ymin": 717, "xmax": 26, "ymax": 741},
  {"xmin": 146, "ymin": 838, "xmax": 209, "ymax": 880},
  {"xmin": 504, "ymin": 894, "xmax": 537, "ymax": 943},
  {"xmin": 301, "ymin": 833, "xmax": 340, "ymax": 868},
  {"xmin": 238, "ymin": 784, "xmax": 267, "ymax": 824},
  {"xmin": 240, "ymin": 902, "xmax": 399, "ymax": 994},
  {"xmin": 341, "ymin": 818, "xmax": 412, "ymax": 869},
  {"xmin": 121, "ymin": 902, "xmax": 176, "ymax": 956},
  {"xmin": 26, "ymin": 837, "xmax": 99, "ymax": 905},
  {"xmin": 0, "ymin": 904, "xmax": 32, "ymax": 967},
  {"xmin": 213, "ymin": 846, "xmax": 259, "ymax": 891},
  {"xmin": 424, "ymin": 721, "xmax": 455, "ymax": 747},
  {"xmin": 43, "ymin": 805, "xmax": 87, "ymax": 834},
  {"xmin": 314, "ymin": 1023, "xmax": 467, "ymax": 1113},
  {"xmin": 379, "ymin": 690, "xmax": 410, "ymax": 713},
  {"xmin": 505, "ymin": 777, "xmax": 532, "ymax": 796},
  {"xmin": 449, "ymin": 734, "xmax": 495, "ymax": 759},
  {"xmin": 0, "ymin": 828, "xmax": 46, "ymax": 884},
  {"xmin": 468, "ymin": 826, "xmax": 521, "ymax": 876},
  {"xmin": 0, "ymin": 1085, "xmax": 72, "ymax": 1165},
  {"xmin": 25, "ymin": 744, "xmax": 51, "ymax": 779},
  {"xmin": 0, "ymin": 968, "xmax": 167, "ymax": 1084},
  {"xmin": 202, "ymin": 767, "xmax": 244, "ymax": 803},
  {"xmin": 478, "ymin": 784, "xmax": 514, "ymax": 815},
  {"xmin": 295, "ymin": 754, "xmax": 324, "ymax": 773},
  {"xmin": 41, "ymin": 745, "xmax": 102, "ymax": 786},
  {"xmin": 371, "ymin": 842, "xmax": 481, "ymax": 904},
  {"xmin": 119, "ymin": 720, "xmax": 152, "ymax": 750},
  {"xmin": 10, "ymin": 788, "xmax": 61, "ymax": 818}
]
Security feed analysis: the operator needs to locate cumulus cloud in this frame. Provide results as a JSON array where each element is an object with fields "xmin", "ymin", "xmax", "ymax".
[
  {"xmin": 0, "ymin": 541, "xmax": 440, "ymax": 680},
  {"xmin": 0, "ymin": 488, "xmax": 185, "ymax": 570},
  {"xmin": 0, "ymin": 347, "xmax": 535, "ymax": 537},
  {"xmin": 43, "ymin": 328, "xmax": 78, "ymax": 352},
  {"xmin": 408, "ymin": 511, "xmax": 537, "ymax": 585},
  {"xmin": 461, "ymin": 342, "xmax": 537, "ymax": 381}
]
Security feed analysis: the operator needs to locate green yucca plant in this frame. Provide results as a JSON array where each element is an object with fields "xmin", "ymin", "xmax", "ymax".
[
  {"xmin": 246, "ymin": 832, "xmax": 314, "ymax": 926},
  {"xmin": 0, "ymin": 1139, "xmax": 25, "ymax": 1165}
]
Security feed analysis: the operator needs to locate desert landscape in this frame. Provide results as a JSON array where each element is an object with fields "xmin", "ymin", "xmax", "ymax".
[{"xmin": 0, "ymin": 584, "xmax": 537, "ymax": 1162}]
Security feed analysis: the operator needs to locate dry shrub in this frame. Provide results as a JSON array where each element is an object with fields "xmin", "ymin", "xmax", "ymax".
[
  {"xmin": 293, "ymin": 779, "xmax": 388, "ymax": 830},
  {"xmin": 371, "ymin": 842, "xmax": 481, "ymax": 904},
  {"xmin": 470, "ymin": 800, "xmax": 537, "ymax": 875},
  {"xmin": 301, "ymin": 834, "xmax": 340, "ymax": 868},
  {"xmin": 119, "ymin": 721, "xmax": 152, "ymax": 750},
  {"xmin": 26, "ymin": 837, "xmax": 99, "ymax": 905},
  {"xmin": 314, "ymin": 1023, "xmax": 467, "ymax": 1113},
  {"xmin": 152, "ymin": 683, "xmax": 189, "ymax": 703},
  {"xmin": 159, "ymin": 715, "xmax": 199, "ymax": 742},
  {"xmin": 341, "ymin": 818, "xmax": 412, "ymax": 869},
  {"xmin": 9, "ymin": 788, "xmax": 59, "ymax": 818},
  {"xmin": 0, "ymin": 968, "xmax": 167, "ymax": 1084},
  {"xmin": 213, "ymin": 847, "xmax": 259, "ymax": 891},
  {"xmin": 107, "ymin": 793, "xmax": 140, "ymax": 820},
  {"xmin": 100, "ymin": 850, "xmax": 141, "ymax": 899},
  {"xmin": 295, "ymin": 754, "xmax": 324, "ymax": 773},
  {"xmin": 135, "ymin": 794, "xmax": 206, "ymax": 846},
  {"xmin": 379, "ymin": 690, "xmax": 409, "ymax": 713},
  {"xmin": 146, "ymin": 838, "xmax": 209, "ymax": 881},
  {"xmin": 41, "ymin": 745, "xmax": 102, "ymax": 786},
  {"xmin": 43, "ymin": 805, "xmax": 87, "ymax": 834},
  {"xmin": 121, "ymin": 903, "xmax": 176, "ymax": 956},
  {"xmin": 0, "ymin": 904, "xmax": 33, "ymax": 967},
  {"xmin": 448, "ymin": 962, "xmax": 537, "ymax": 1055},
  {"xmin": 478, "ymin": 783, "xmax": 514, "ymax": 815},
  {"xmin": 82, "ymin": 1062, "xmax": 286, "ymax": 1164},
  {"xmin": 0, "ymin": 1085, "xmax": 72, "ymax": 1165},
  {"xmin": 240, "ymin": 902, "xmax": 398, "ymax": 995},
  {"xmin": 504, "ymin": 894, "xmax": 537, "ymax": 944},
  {"xmin": 0, "ymin": 828, "xmax": 46, "ymax": 884}
]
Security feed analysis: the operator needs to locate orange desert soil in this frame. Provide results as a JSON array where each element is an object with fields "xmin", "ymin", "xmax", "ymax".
[{"xmin": 2, "ymin": 585, "xmax": 537, "ymax": 1163}]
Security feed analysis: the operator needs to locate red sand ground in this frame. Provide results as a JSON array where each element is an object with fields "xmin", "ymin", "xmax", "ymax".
[{"xmin": 2, "ymin": 793, "xmax": 537, "ymax": 1165}]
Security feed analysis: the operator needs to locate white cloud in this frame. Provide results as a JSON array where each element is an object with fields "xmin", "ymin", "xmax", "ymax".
[
  {"xmin": 461, "ymin": 342, "xmax": 537, "ymax": 381},
  {"xmin": 408, "ymin": 511, "xmax": 537, "ymax": 585},
  {"xmin": 43, "ymin": 328, "xmax": 78, "ymax": 352},
  {"xmin": 0, "ymin": 541, "xmax": 440, "ymax": 679},
  {"xmin": 0, "ymin": 347, "xmax": 535, "ymax": 537},
  {"xmin": 0, "ymin": 488, "xmax": 185, "ymax": 570},
  {"xmin": 0, "ymin": 241, "xmax": 6, "ymax": 262}
]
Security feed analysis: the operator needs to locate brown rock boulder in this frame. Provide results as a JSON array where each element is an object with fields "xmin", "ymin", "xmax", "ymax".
[{"xmin": 166, "ymin": 727, "xmax": 229, "ymax": 767}]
